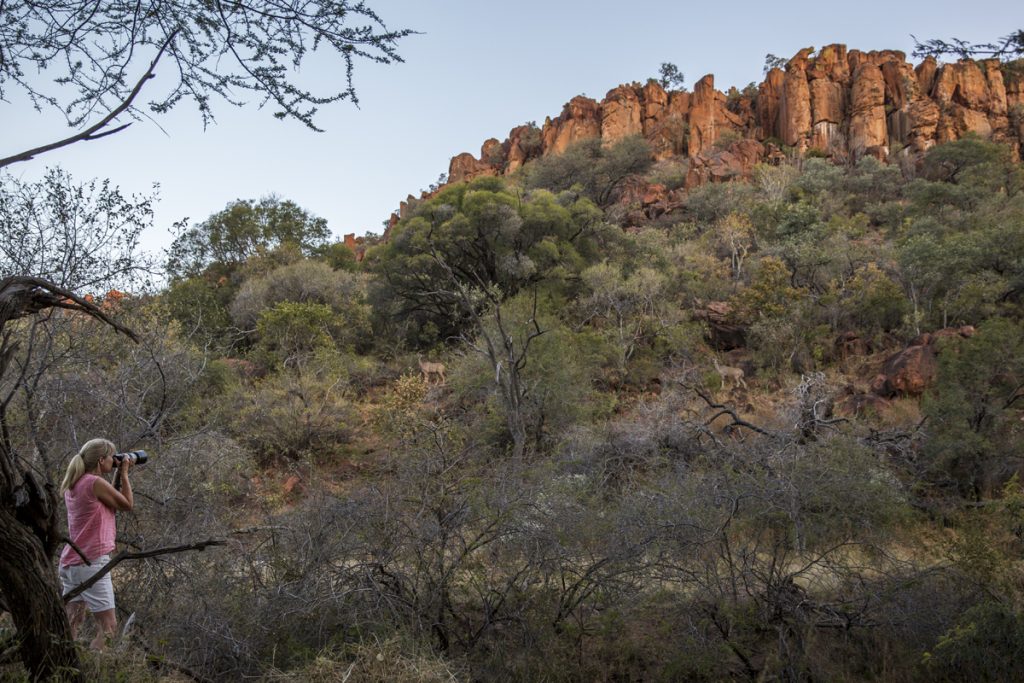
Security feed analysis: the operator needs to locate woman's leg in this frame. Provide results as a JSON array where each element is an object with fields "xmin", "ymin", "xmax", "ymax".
[
  {"xmin": 90, "ymin": 609, "xmax": 117, "ymax": 650},
  {"xmin": 66, "ymin": 601, "xmax": 87, "ymax": 640}
]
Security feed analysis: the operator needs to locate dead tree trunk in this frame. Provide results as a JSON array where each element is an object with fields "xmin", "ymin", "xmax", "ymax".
[
  {"xmin": 0, "ymin": 508, "xmax": 79, "ymax": 680},
  {"xmin": 0, "ymin": 277, "xmax": 137, "ymax": 681}
]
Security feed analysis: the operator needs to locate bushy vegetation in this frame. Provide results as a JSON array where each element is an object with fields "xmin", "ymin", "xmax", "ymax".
[{"xmin": 3, "ymin": 135, "xmax": 1024, "ymax": 681}]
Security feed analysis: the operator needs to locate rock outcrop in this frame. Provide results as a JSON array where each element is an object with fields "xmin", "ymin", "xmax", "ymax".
[
  {"xmin": 439, "ymin": 45, "xmax": 1022, "ymax": 194},
  {"xmin": 870, "ymin": 325, "xmax": 976, "ymax": 398}
]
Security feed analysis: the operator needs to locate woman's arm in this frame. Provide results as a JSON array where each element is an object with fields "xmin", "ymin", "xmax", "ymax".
[{"xmin": 93, "ymin": 468, "xmax": 133, "ymax": 512}]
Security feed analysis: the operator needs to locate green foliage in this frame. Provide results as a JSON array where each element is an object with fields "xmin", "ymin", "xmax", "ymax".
[
  {"xmin": 230, "ymin": 354, "xmax": 356, "ymax": 465},
  {"xmin": 763, "ymin": 53, "xmax": 788, "ymax": 73},
  {"xmin": 922, "ymin": 602, "xmax": 1024, "ymax": 681},
  {"xmin": 524, "ymin": 136, "xmax": 653, "ymax": 207},
  {"xmin": 0, "ymin": 168, "xmax": 155, "ymax": 289},
  {"xmin": 447, "ymin": 294, "xmax": 602, "ymax": 453},
  {"xmin": 255, "ymin": 302, "xmax": 347, "ymax": 369},
  {"xmin": 730, "ymin": 256, "xmax": 805, "ymax": 323},
  {"xmin": 368, "ymin": 176, "xmax": 609, "ymax": 345},
  {"xmin": 656, "ymin": 62, "xmax": 685, "ymax": 90},
  {"xmin": 231, "ymin": 259, "xmax": 372, "ymax": 353},
  {"xmin": 313, "ymin": 241, "xmax": 358, "ymax": 271},
  {"xmin": 166, "ymin": 196, "xmax": 331, "ymax": 280},
  {"xmin": 373, "ymin": 372, "xmax": 430, "ymax": 442},
  {"xmin": 899, "ymin": 161, "xmax": 1024, "ymax": 327},
  {"xmin": 159, "ymin": 270, "xmax": 235, "ymax": 350},
  {"xmin": 923, "ymin": 318, "xmax": 1024, "ymax": 498},
  {"xmin": 1, "ymin": 1, "xmax": 411, "ymax": 141},
  {"xmin": 577, "ymin": 262, "xmax": 671, "ymax": 383},
  {"xmin": 843, "ymin": 263, "xmax": 910, "ymax": 336}
]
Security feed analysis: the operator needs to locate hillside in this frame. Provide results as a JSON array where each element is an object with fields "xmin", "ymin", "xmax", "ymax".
[{"xmin": 3, "ymin": 43, "xmax": 1024, "ymax": 683}]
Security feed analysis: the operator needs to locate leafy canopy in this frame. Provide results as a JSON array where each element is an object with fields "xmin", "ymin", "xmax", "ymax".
[{"xmin": 166, "ymin": 196, "xmax": 332, "ymax": 280}]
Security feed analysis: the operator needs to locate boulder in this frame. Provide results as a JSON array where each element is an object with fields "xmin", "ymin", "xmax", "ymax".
[
  {"xmin": 808, "ymin": 44, "xmax": 850, "ymax": 84},
  {"xmin": 933, "ymin": 59, "xmax": 991, "ymax": 110},
  {"xmin": 688, "ymin": 74, "xmax": 720, "ymax": 157},
  {"xmin": 692, "ymin": 300, "xmax": 746, "ymax": 350},
  {"xmin": 835, "ymin": 331, "xmax": 871, "ymax": 361},
  {"xmin": 915, "ymin": 56, "xmax": 938, "ymax": 96},
  {"xmin": 448, "ymin": 151, "xmax": 497, "ymax": 184},
  {"xmin": 871, "ymin": 344, "xmax": 937, "ymax": 397},
  {"xmin": 835, "ymin": 386, "xmax": 891, "ymax": 417},
  {"xmin": 871, "ymin": 326, "xmax": 974, "ymax": 398},
  {"xmin": 686, "ymin": 139, "xmax": 765, "ymax": 187},
  {"xmin": 641, "ymin": 80, "xmax": 669, "ymax": 127}
]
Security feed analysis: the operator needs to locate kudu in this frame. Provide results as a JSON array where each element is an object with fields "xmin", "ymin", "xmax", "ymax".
[
  {"xmin": 713, "ymin": 356, "xmax": 747, "ymax": 390},
  {"xmin": 417, "ymin": 355, "xmax": 447, "ymax": 385}
]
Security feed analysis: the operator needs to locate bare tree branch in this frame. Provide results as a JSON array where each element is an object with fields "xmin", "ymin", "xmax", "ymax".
[
  {"xmin": 62, "ymin": 539, "xmax": 226, "ymax": 603},
  {"xmin": 0, "ymin": 32, "xmax": 177, "ymax": 169}
]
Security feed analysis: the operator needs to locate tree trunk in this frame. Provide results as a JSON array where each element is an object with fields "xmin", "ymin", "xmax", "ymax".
[
  {"xmin": 0, "ymin": 277, "xmax": 137, "ymax": 681},
  {"xmin": 0, "ymin": 508, "xmax": 81, "ymax": 681}
]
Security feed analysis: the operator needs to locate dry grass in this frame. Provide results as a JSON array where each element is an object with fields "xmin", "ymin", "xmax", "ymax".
[{"xmin": 264, "ymin": 636, "xmax": 464, "ymax": 683}]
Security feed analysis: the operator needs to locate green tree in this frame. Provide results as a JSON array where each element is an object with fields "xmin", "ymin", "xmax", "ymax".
[
  {"xmin": 923, "ymin": 318, "xmax": 1024, "ymax": 499},
  {"xmin": 255, "ymin": 301, "xmax": 344, "ymax": 369},
  {"xmin": 230, "ymin": 259, "xmax": 371, "ymax": 353},
  {"xmin": 657, "ymin": 62, "xmax": 686, "ymax": 90},
  {"xmin": 0, "ymin": 168, "xmax": 156, "ymax": 291},
  {"xmin": 167, "ymin": 197, "xmax": 332, "ymax": 280},
  {"xmin": 524, "ymin": 136, "xmax": 653, "ymax": 207},
  {"xmin": 368, "ymin": 176, "xmax": 608, "ymax": 345}
]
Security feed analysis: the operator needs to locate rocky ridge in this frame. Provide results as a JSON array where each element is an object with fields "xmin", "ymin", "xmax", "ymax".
[{"xmin": 404, "ymin": 45, "xmax": 1023, "ymax": 223}]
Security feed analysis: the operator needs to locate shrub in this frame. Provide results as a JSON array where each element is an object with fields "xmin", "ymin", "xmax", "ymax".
[{"xmin": 231, "ymin": 355, "xmax": 356, "ymax": 465}]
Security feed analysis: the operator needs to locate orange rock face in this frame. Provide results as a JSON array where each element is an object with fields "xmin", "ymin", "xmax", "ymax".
[
  {"xmin": 849, "ymin": 63, "xmax": 888, "ymax": 160},
  {"xmin": 542, "ymin": 96, "xmax": 602, "ymax": 155},
  {"xmin": 430, "ymin": 43, "xmax": 1023, "ymax": 221},
  {"xmin": 601, "ymin": 84, "xmax": 644, "ymax": 145},
  {"xmin": 781, "ymin": 52, "xmax": 813, "ymax": 148},
  {"xmin": 686, "ymin": 139, "xmax": 766, "ymax": 187}
]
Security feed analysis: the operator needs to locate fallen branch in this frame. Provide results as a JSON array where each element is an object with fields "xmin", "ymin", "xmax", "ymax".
[
  {"xmin": 62, "ymin": 539, "xmax": 225, "ymax": 603},
  {"xmin": 691, "ymin": 385, "xmax": 772, "ymax": 436}
]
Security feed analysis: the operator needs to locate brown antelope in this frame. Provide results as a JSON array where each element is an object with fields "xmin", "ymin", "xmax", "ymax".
[
  {"xmin": 713, "ymin": 356, "xmax": 747, "ymax": 390},
  {"xmin": 417, "ymin": 355, "xmax": 447, "ymax": 385}
]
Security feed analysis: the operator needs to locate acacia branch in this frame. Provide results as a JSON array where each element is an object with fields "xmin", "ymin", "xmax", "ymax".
[
  {"xmin": 690, "ymin": 384, "xmax": 772, "ymax": 436},
  {"xmin": 62, "ymin": 539, "xmax": 225, "ymax": 603},
  {"xmin": 0, "ymin": 276, "xmax": 138, "ymax": 342},
  {"xmin": 0, "ymin": 31, "xmax": 177, "ymax": 169}
]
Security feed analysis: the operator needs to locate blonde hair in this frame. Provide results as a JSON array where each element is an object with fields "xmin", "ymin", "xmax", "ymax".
[{"xmin": 60, "ymin": 438, "xmax": 116, "ymax": 494}]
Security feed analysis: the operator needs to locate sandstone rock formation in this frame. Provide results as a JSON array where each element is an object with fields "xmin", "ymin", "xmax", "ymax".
[
  {"xmin": 870, "ymin": 325, "xmax": 976, "ymax": 398},
  {"xmin": 692, "ymin": 301, "xmax": 746, "ymax": 351},
  {"xmin": 440, "ymin": 44, "xmax": 1022, "ymax": 194}
]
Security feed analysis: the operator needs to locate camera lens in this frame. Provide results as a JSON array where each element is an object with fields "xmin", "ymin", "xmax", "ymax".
[{"xmin": 113, "ymin": 450, "xmax": 149, "ymax": 465}]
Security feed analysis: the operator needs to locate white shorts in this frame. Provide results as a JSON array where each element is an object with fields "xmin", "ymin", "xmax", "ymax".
[{"xmin": 59, "ymin": 555, "xmax": 115, "ymax": 613}]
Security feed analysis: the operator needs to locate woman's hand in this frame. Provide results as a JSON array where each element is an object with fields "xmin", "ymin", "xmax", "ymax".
[{"xmin": 94, "ymin": 467, "xmax": 133, "ymax": 511}]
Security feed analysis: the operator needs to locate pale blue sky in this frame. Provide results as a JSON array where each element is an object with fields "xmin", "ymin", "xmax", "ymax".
[{"xmin": 4, "ymin": 0, "xmax": 1018, "ymax": 259}]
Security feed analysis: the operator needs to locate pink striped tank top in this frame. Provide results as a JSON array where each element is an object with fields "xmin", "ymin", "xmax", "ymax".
[{"xmin": 60, "ymin": 473, "xmax": 116, "ymax": 567}]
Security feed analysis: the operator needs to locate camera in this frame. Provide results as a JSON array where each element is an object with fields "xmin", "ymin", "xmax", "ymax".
[{"xmin": 113, "ymin": 450, "xmax": 148, "ymax": 466}]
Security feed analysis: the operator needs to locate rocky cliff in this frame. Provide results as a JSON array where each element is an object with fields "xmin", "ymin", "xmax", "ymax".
[{"xmin": 431, "ymin": 45, "xmax": 1023, "ymax": 210}]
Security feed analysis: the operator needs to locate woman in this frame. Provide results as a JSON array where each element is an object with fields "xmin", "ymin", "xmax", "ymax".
[{"xmin": 58, "ymin": 438, "xmax": 133, "ymax": 650}]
